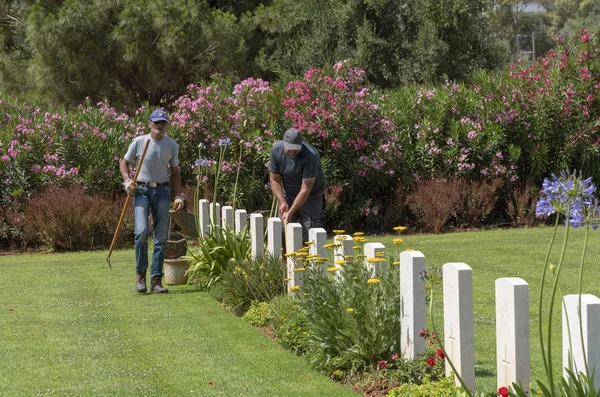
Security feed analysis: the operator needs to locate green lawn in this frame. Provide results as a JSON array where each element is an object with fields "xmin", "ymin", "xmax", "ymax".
[
  {"xmin": 0, "ymin": 249, "xmax": 357, "ymax": 397},
  {"xmin": 2, "ymin": 226, "xmax": 598, "ymax": 396}
]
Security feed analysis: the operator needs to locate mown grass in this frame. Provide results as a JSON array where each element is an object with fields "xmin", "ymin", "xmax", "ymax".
[
  {"xmin": 0, "ymin": 249, "xmax": 357, "ymax": 397},
  {"xmin": 2, "ymin": 226, "xmax": 598, "ymax": 396}
]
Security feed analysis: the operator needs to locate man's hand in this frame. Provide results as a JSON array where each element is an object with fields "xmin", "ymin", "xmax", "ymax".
[
  {"xmin": 278, "ymin": 201, "xmax": 289, "ymax": 216},
  {"xmin": 123, "ymin": 179, "xmax": 137, "ymax": 196},
  {"xmin": 282, "ymin": 209, "xmax": 294, "ymax": 224},
  {"xmin": 173, "ymin": 195, "xmax": 185, "ymax": 211}
]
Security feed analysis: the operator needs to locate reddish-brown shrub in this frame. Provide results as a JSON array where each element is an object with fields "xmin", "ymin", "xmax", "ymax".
[
  {"xmin": 23, "ymin": 184, "xmax": 134, "ymax": 251},
  {"xmin": 407, "ymin": 178, "xmax": 465, "ymax": 233},
  {"xmin": 0, "ymin": 198, "xmax": 26, "ymax": 250},
  {"xmin": 508, "ymin": 183, "xmax": 538, "ymax": 227},
  {"xmin": 461, "ymin": 179, "xmax": 503, "ymax": 228}
]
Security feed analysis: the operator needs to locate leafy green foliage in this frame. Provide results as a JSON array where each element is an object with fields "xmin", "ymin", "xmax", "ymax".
[
  {"xmin": 298, "ymin": 248, "xmax": 401, "ymax": 373},
  {"xmin": 269, "ymin": 296, "xmax": 311, "ymax": 355},
  {"xmin": 186, "ymin": 226, "xmax": 251, "ymax": 289},
  {"xmin": 387, "ymin": 375, "xmax": 460, "ymax": 397},
  {"xmin": 217, "ymin": 253, "xmax": 287, "ymax": 315},
  {"xmin": 242, "ymin": 301, "xmax": 271, "ymax": 326}
]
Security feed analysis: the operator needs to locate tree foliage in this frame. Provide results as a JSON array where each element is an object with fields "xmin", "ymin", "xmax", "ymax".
[
  {"xmin": 23, "ymin": 0, "xmax": 256, "ymax": 108},
  {"xmin": 255, "ymin": 0, "xmax": 505, "ymax": 87}
]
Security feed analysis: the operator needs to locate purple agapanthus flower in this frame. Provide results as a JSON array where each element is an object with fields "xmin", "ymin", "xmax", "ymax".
[
  {"xmin": 536, "ymin": 170, "xmax": 598, "ymax": 228},
  {"xmin": 218, "ymin": 138, "xmax": 232, "ymax": 146}
]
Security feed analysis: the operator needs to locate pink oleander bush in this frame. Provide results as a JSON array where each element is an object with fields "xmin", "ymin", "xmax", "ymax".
[{"xmin": 2, "ymin": 29, "xmax": 600, "ymax": 247}]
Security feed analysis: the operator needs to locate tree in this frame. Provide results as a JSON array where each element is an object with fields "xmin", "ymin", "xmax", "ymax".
[
  {"xmin": 23, "ymin": 0, "xmax": 256, "ymax": 108},
  {"xmin": 255, "ymin": 0, "xmax": 505, "ymax": 87}
]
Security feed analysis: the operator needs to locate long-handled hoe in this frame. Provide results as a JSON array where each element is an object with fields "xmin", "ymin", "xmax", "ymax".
[{"xmin": 106, "ymin": 138, "xmax": 151, "ymax": 268}]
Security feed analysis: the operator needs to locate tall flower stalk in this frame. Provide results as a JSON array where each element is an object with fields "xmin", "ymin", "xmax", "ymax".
[{"xmin": 532, "ymin": 170, "xmax": 598, "ymax": 395}]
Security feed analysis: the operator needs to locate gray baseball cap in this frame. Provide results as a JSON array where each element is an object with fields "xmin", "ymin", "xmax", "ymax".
[{"xmin": 283, "ymin": 128, "xmax": 303, "ymax": 150}]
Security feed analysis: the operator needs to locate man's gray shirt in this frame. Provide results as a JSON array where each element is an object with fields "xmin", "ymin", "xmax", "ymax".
[
  {"xmin": 124, "ymin": 134, "xmax": 180, "ymax": 184},
  {"xmin": 269, "ymin": 141, "xmax": 325, "ymax": 197}
]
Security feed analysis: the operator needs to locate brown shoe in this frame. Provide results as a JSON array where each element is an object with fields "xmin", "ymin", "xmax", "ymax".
[
  {"xmin": 136, "ymin": 271, "xmax": 147, "ymax": 293},
  {"xmin": 151, "ymin": 276, "xmax": 168, "ymax": 293}
]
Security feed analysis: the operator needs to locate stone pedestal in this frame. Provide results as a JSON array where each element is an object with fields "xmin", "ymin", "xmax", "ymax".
[{"xmin": 164, "ymin": 258, "xmax": 190, "ymax": 285}]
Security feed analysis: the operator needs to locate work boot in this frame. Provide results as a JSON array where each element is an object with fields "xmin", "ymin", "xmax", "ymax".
[
  {"xmin": 151, "ymin": 276, "xmax": 168, "ymax": 294},
  {"xmin": 136, "ymin": 271, "xmax": 147, "ymax": 293}
]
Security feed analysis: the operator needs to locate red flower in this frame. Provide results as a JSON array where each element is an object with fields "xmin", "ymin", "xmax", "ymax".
[
  {"xmin": 498, "ymin": 386, "xmax": 509, "ymax": 397},
  {"xmin": 427, "ymin": 357, "xmax": 436, "ymax": 367},
  {"xmin": 420, "ymin": 328, "xmax": 430, "ymax": 338},
  {"xmin": 378, "ymin": 360, "xmax": 387, "ymax": 370},
  {"xmin": 436, "ymin": 349, "xmax": 445, "ymax": 360}
]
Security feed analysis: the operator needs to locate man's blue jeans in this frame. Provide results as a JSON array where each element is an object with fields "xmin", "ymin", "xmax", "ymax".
[{"xmin": 133, "ymin": 186, "xmax": 170, "ymax": 278}]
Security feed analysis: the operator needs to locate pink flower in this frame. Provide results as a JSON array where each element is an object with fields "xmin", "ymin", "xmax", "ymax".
[
  {"xmin": 391, "ymin": 353, "xmax": 398, "ymax": 361},
  {"xmin": 378, "ymin": 360, "xmax": 386, "ymax": 370}
]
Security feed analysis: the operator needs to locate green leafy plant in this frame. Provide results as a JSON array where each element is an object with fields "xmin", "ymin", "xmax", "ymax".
[
  {"xmin": 387, "ymin": 374, "xmax": 460, "ymax": 397},
  {"xmin": 269, "ymin": 295, "xmax": 310, "ymax": 355},
  {"xmin": 242, "ymin": 301, "xmax": 271, "ymax": 327},
  {"xmin": 185, "ymin": 226, "xmax": 251, "ymax": 289},
  {"xmin": 217, "ymin": 253, "xmax": 287, "ymax": 315},
  {"xmin": 292, "ymin": 231, "xmax": 402, "ymax": 373}
]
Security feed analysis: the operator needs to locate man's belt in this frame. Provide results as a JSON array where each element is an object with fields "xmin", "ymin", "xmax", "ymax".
[{"xmin": 137, "ymin": 181, "xmax": 169, "ymax": 188}]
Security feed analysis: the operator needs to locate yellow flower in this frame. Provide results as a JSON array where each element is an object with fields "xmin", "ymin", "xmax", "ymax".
[
  {"xmin": 335, "ymin": 259, "xmax": 346, "ymax": 265},
  {"xmin": 327, "ymin": 267, "xmax": 341, "ymax": 272},
  {"xmin": 284, "ymin": 278, "xmax": 291, "ymax": 281},
  {"xmin": 393, "ymin": 226, "xmax": 407, "ymax": 232},
  {"xmin": 354, "ymin": 237, "xmax": 368, "ymax": 243},
  {"xmin": 322, "ymin": 243, "xmax": 337, "ymax": 249},
  {"xmin": 304, "ymin": 241, "xmax": 314, "ymax": 245},
  {"xmin": 393, "ymin": 238, "xmax": 404, "ymax": 245},
  {"xmin": 345, "ymin": 255, "xmax": 354, "ymax": 260},
  {"xmin": 316, "ymin": 258, "xmax": 328, "ymax": 263},
  {"xmin": 366, "ymin": 257, "xmax": 386, "ymax": 263},
  {"xmin": 353, "ymin": 232, "xmax": 365, "ymax": 236},
  {"xmin": 392, "ymin": 261, "xmax": 400, "ymax": 265},
  {"xmin": 295, "ymin": 252, "xmax": 308, "ymax": 257},
  {"xmin": 404, "ymin": 248, "xmax": 415, "ymax": 251},
  {"xmin": 290, "ymin": 286, "xmax": 301, "ymax": 292},
  {"xmin": 367, "ymin": 278, "xmax": 381, "ymax": 284},
  {"xmin": 292, "ymin": 268, "xmax": 306, "ymax": 272},
  {"xmin": 306, "ymin": 255, "xmax": 320, "ymax": 261},
  {"xmin": 333, "ymin": 229, "xmax": 345, "ymax": 234},
  {"xmin": 335, "ymin": 235, "xmax": 348, "ymax": 241},
  {"xmin": 346, "ymin": 308, "xmax": 354, "ymax": 313},
  {"xmin": 291, "ymin": 305, "xmax": 297, "ymax": 309},
  {"xmin": 375, "ymin": 252, "xmax": 385, "ymax": 257},
  {"xmin": 284, "ymin": 252, "xmax": 297, "ymax": 257}
]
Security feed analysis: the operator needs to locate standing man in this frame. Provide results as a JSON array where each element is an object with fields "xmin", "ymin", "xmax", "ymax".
[
  {"xmin": 269, "ymin": 128, "xmax": 326, "ymax": 243},
  {"xmin": 120, "ymin": 109, "xmax": 185, "ymax": 294}
]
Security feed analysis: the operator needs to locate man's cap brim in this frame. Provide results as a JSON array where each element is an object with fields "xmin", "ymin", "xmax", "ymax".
[{"xmin": 284, "ymin": 142, "xmax": 302, "ymax": 150}]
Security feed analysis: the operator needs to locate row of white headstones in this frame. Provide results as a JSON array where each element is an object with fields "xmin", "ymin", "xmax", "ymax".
[{"xmin": 198, "ymin": 199, "xmax": 600, "ymax": 394}]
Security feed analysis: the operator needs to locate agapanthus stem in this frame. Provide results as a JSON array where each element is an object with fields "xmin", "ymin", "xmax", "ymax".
[
  {"xmin": 546, "ymin": 204, "xmax": 571, "ymax": 395},
  {"xmin": 539, "ymin": 215, "xmax": 559, "ymax": 387},
  {"xmin": 578, "ymin": 224, "xmax": 590, "ymax": 374}
]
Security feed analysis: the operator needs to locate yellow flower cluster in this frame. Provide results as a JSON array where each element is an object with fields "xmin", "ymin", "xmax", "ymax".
[
  {"xmin": 393, "ymin": 238, "xmax": 404, "ymax": 245},
  {"xmin": 367, "ymin": 278, "xmax": 381, "ymax": 284},
  {"xmin": 393, "ymin": 226, "xmax": 407, "ymax": 232},
  {"xmin": 346, "ymin": 308, "xmax": 354, "ymax": 313},
  {"xmin": 332, "ymin": 229, "xmax": 345, "ymax": 235},
  {"xmin": 290, "ymin": 286, "xmax": 300, "ymax": 292},
  {"xmin": 327, "ymin": 267, "xmax": 341, "ymax": 272}
]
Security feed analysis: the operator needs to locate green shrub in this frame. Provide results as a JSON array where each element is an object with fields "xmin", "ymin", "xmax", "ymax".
[
  {"xmin": 186, "ymin": 226, "xmax": 251, "ymax": 289},
  {"xmin": 242, "ymin": 301, "xmax": 271, "ymax": 327},
  {"xmin": 297, "ymin": 240, "xmax": 401, "ymax": 373},
  {"xmin": 387, "ymin": 375, "xmax": 460, "ymax": 397},
  {"xmin": 217, "ymin": 253, "xmax": 287, "ymax": 315},
  {"xmin": 269, "ymin": 295, "xmax": 310, "ymax": 355}
]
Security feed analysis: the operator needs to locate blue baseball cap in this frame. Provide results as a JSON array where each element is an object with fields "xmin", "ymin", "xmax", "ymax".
[{"xmin": 149, "ymin": 109, "xmax": 169, "ymax": 122}]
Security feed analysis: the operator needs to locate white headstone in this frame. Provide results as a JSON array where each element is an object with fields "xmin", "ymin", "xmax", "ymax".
[
  {"xmin": 198, "ymin": 199, "xmax": 209, "ymax": 237},
  {"xmin": 496, "ymin": 278, "xmax": 530, "ymax": 393},
  {"xmin": 333, "ymin": 235, "xmax": 353, "ymax": 281},
  {"xmin": 400, "ymin": 250, "xmax": 426, "ymax": 359},
  {"xmin": 250, "ymin": 213, "xmax": 264, "ymax": 258},
  {"xmin": 286, "ymin": 222, "xmax": 303, "ymax": 292},
  {"xmin": 267, "ymin": 217, "xmax": 282, "ymax": 258},
  {"xmin": 563, "ymin": 294, "xmax": 600, "ymax": 391},
  {"xmin": 221, "ymin": 205, "xmax": 233, "ymax": 229},
  {"xmin": 309, "ymin": 228, "xmax": 327, "ymax": 273},
  {"xmin": 443, "ymin": 262, "xmax": 476, "ymax": 394},
  {"xmin": 209, "ymin": 202, "xmax": 221, "ymax": 230},
  {"xmin": 235, "ymin": 209, "xmax": 247, "ymax": 233},
  {"xmin": 364, "ymin": 242, "xmax": 386, "ymax": 277}
]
